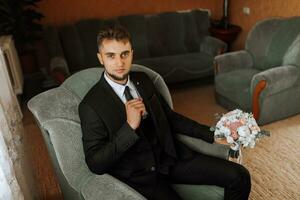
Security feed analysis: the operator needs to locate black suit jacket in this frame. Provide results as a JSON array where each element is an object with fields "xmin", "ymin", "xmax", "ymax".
[{"xmin": 79, "ymin": 72, "xmax": 214, "ymax": 176}]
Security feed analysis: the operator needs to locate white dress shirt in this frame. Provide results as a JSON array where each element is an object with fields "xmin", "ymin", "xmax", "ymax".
[{"xmin": 104, "ymin": 73, "xmax": 140, "ymax": 103}]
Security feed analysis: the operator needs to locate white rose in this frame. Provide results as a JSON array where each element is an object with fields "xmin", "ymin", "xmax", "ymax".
[
  {"xmin": 231, "ymin": 142, "xmax": 240, "ymax": 151},
  {"xmin": 226, "ymin": 136, "xmax": 234, "ymax": 144},
  {"xmin": 237, "ymin": 126, "xmax": 250, "ymax": 137},
  {"xmin": 220, "ymin": 126, "xmax": 231, "ymax": 137},
  {"xmin": 249, "ymin": 140, "xmax": 256, "ymax": 148}
]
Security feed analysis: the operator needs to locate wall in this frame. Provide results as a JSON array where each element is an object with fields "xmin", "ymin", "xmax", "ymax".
[
  {"xmin": 230, "ymin": 0, "xmax": 300, "ymax": 50},
  {"xmin": 38, "ymin": 0, "xmax": 222, "ymax": 26}
]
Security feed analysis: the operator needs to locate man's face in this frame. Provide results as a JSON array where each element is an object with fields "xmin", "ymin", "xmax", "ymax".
[{"xmin": 97, "ymin": 39, "xmax": 133, "ymax": 84}]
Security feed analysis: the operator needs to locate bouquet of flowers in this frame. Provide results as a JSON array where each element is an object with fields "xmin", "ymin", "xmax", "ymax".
[{"xmin": 211, "ymin": 109, "xmax": 270, "ymax": 161}]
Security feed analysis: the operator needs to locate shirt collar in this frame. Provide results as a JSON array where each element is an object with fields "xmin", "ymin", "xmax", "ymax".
[{"xmin": 104, "ymin": 72, "xmax": 135, "ymax": 96}]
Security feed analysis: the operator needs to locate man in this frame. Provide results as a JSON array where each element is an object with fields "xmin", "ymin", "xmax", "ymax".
[{"xmin": 79, "ymin": 25, "xmax": 251, "ymax": 200}]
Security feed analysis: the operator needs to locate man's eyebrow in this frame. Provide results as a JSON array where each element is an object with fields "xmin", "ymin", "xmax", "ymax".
[
  {"xmin": 104, "ymin": 52, "xmax": 115, "ymax": 55},
  {"xmin": 121, "ymin": 50, "xmax": 130, "ymax": 54},
  {"xmin": 104, "ymin": 50, "xmax": 131, "ymax": 55}
]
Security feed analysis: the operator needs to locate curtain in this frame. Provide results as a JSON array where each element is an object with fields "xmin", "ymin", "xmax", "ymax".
[{"xmin": 0, "ymin": 45, "xmax": 24, "ymax": 199}]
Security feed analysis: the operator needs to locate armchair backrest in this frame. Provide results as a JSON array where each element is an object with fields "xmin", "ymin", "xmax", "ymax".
[
  {"xmin": 245, "ymin": 16, "xmax": 300, "ymax": 70},
  {"xmin": 27, "ymin": 64, "xmax": 172, "ymax": 199}
]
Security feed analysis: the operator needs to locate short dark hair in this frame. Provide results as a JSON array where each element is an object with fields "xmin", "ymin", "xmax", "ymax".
[{"xmin": 97, "ymin": 25, "xmax": 132, "ymax": 51}]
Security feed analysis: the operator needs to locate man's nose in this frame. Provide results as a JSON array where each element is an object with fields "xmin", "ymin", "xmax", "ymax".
[{"xmin": 115, "ymin": 56, "xmax": 124, "ymax": 66}]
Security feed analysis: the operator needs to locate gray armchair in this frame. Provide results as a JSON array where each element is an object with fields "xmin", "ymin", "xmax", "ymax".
[
  {"xmin": 214, "ymin": 16, "xmax": 300, "ymax": 125},
  {"xmin": 28, "ymin": 64, "xmax": 230, "ymax": 200}
]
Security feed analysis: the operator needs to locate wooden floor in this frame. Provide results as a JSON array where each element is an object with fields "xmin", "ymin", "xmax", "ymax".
[
  {"xmin": 22, "ymin": 104, "xmax": 63, "ymax": 200},
  {"xmin": 22, "ymin": 80, "xmax": 300, "ymax": 200}
]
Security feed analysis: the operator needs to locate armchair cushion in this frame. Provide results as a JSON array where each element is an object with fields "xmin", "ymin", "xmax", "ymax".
[
  {"xmin": 214, "ymin": 50, "xmax": 253, "ymax": 74},
  {"xmin": 283, "ymin": 34, "xmax": 300, "ymax": 68},
  {"xmin": 266, "ymin": 18, "xmax": 300, "ymax": 69},
  {"xmin": 215, "ymin": 68, "xmax": 261, "ymax": 110}
]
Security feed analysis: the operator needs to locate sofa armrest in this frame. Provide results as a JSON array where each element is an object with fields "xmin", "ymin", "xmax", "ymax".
[
  {"xmin": 214, "ymin": 50, "xmax": 254, "ymax": 74},
  {"xmin": 251, "ymin": 65, "xmax": 300, "ymax": 97},
  {"xmin": 50, "ymin": 56, "xmax": 70, "ymax": 84},
  {"xmin": 176, "ymin": 134, "xmax": 230, "ymax": 160},
  {"xmin": 81, "ymin": 174, "xmax": 146, "ymax": 200},
  {"xmin": 200, "ymin": 36, "xmax": 227, "ymax": 57}
]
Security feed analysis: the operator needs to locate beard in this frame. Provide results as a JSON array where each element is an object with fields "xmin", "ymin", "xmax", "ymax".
[{"xmin": 106, "ymin": 71, "xmax": 129, "ymax": 82}]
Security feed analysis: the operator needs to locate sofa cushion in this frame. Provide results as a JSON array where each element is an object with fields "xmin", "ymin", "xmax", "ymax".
[
  {"xmin": 135, "ymin": 52, "xmax": 214, "ymax": 83},
  {"xmin": 215, "ymin": 68, "xmax": 261, "ymax": 110},
  {"xmin": 192, "ymin": 10, "xmax": 210, "ymax": 43},
  {"xmin": 119, "ymin": 15, "xmax": 150, "ymax": 59},
  {"xmin": 159, "ymin": 12, "xmax": 188, "ymax": 55},
  {"xmin": 59, "ymin": 24, "xmax": 86, "ymax": 72},
  {"xmin": 76, "ymin": 19, "xmax": 104, "ymax": 68},
  {"xmin": 182, "ymin": 12, "xmax": 201, "ymax": 52},
  {"xmin": 146, "ymin": 15, "xmax": 168, "ymax": 57}
]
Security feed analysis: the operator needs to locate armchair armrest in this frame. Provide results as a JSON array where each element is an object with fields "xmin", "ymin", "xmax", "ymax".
[
  {"xmin": 251, "ymin": 65, "xmax": 300, "ymax": 120},
  {"xmin": 214, "ymin": 50, "xmax": 254, "ymax": 74},
  {"xmin": 81, "ymin": 174, "xmax": 146, "ymax": 200},
  {"xmin": 176, "ymin": 134, "xmax": 230, "ymax": 160},
  {"xmin": 200, "ymin": 36, "xmax": 227, "ymax": 57},
  {"xmin": 251, "ymin": 65, "xmax": 300, "ymax": 97},
  {"xmin": 49, "ymin": 56, "xmax": 70, "ymax": 84}
]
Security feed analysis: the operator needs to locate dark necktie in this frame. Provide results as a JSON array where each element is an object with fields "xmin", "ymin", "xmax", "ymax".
[{"xmin": 124, "ymin": 86, "xmax": 134, "ymax": 101}]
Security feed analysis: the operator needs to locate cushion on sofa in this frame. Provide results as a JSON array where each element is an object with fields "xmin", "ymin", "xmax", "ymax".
[
  {"xmin": 135, "ymin": 52, "xmax": 214, "ymax": 83},
  {"xmin": 182, "ymin": 12, "xmax": 201, "ymax": 52},
  {"xmin": 159, "ymin": 12, "xmax": 188, "ymax": 55},
  {"xmin": 59, "ymin": 25, "xmax": 86, "ymax": 72},
  {"xmin": 145, "ymin": 15, "xmax": 168, "ymax": 57},
  {"xmin": 119, "ymin": 15, "xmax": 150, "ymax": 60},
  {"xmin": 76, "ymin": 19, "xmax": 104, "ymax": 68},
  {"xmin": 192, "ymin": 10, "xmax": 210, "ymax": 43}
]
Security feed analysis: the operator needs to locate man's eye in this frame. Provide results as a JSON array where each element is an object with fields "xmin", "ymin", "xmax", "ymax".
[
  {"xmin": 121, "ymin": 52, "xmax": 130, "ymax": 58},
  {"xmin": 107, "ymin": 54, "xmax": 114, "ymax": 59}
]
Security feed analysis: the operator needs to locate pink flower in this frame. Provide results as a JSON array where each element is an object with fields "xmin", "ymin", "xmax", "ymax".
[{"xmin": 225, "ymin": 121, "xmax": 243, "ymax": 140}]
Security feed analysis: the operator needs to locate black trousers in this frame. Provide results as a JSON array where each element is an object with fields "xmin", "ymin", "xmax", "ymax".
[{"xmin": 122, "ymin": 153, "xmax": 251, "ymax": 200}]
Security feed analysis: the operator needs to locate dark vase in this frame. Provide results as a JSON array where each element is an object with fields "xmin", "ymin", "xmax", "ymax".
[{"xmin": 219, "ymin": 0, "xmax": 230, "ymax": 29}]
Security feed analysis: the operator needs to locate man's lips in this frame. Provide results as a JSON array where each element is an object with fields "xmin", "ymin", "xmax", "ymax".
[{"xmin": 115, "ymin": 69, "xmax": 125, "ymax": 73}]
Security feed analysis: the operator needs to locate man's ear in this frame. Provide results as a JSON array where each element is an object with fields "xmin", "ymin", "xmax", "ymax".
[{"xmin": 97, "ymin": 52, "xmax": 104, "ymax": 65}]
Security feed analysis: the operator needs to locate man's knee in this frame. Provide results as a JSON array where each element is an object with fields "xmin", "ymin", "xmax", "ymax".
[{"xmin": 231, "ymin": 164, "xmax": 251, "ymax": 189}]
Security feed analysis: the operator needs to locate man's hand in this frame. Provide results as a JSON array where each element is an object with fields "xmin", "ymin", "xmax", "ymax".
[{"xmin": 125, "ymin": 98, "xmax": 146, "ymax": 130}]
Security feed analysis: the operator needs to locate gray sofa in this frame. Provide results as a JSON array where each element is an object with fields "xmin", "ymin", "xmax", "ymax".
[
  {"xmin": 44, "ymin": 9, "xmax": 226, "ymax": 84},
  {"xmin": 28, "ymin": 64, "xmax": 230, "ymax": 200}
]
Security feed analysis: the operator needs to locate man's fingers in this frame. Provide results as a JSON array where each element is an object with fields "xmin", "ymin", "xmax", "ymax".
[
  {"xmin": 126, "ymin": 100, "xmax": 146, "ymax": 115},
  {"xmin": 126, "ymin": 99, "xmax": 145, "ymax": 108}
]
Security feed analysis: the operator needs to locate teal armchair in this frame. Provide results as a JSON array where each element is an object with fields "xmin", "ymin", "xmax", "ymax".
[
  {"xmin": 214, "ymin": 16, "xmax": 300, "ymax": 125},
  {"xmin": 28, "ymin": 64, "xmax": 230, "ymax": 200}
]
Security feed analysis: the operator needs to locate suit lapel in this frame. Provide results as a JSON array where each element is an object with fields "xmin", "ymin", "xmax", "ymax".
[
  {"xmin": 131, "ymin": 73, "xmax": 162, "ymax": 137},
  {"xmin": 130, "ymin": 73, "xmax": 154, "ymax": 117},
  {"xmin": 93, "ymin": 74, "xmax": 126, "ymax": 131}
]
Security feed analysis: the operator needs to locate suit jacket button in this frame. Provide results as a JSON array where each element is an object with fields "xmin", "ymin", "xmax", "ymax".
[{"xmin": 150, "ymin": 166, "xmax": 155, "ymax": 171}]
